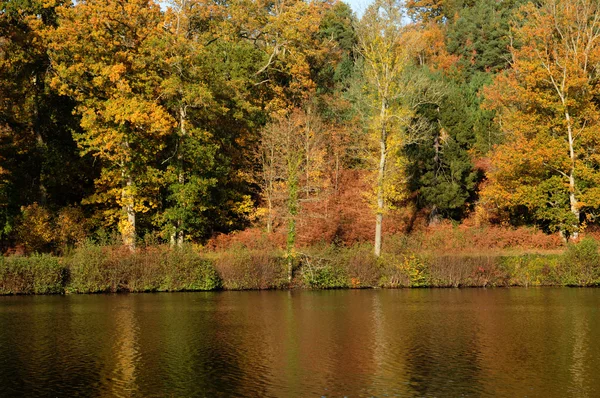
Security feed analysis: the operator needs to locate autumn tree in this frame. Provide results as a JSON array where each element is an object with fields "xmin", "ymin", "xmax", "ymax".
[
  {"xmin": 232, "ymin": 0, "xmax": 339, "ymax": 111},
  {"xmin": 154, "ymin": 0, "xmax": 223, "ymax": 246},
  {"xmin": 0, "ymin": 0, "xmax": 94, "ymax": 248},
  {"xmin": 355, "ymin": 0, "xmax": 430, "ymax": 256},
  {"xmin": 406, "ymin": 0, "xmax": 446, "ymax": 22},
  {"xmin": 483, "ymin": 0, "xmax": 600, "ymax": 238},
  {"xmin": 257, "ymin": 107, "xmax": 329, "ymax": 279},
  {"xmin": 48, "ymin": 0, "xmax": 174, "ymax": 249},
  {"xmin": 406, "ymin": 0, "xmax": 472, "ymax": 23}
]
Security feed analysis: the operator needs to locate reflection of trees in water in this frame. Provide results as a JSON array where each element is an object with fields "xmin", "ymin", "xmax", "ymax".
[
  {"xmin": 0, "ymin": 296, "xmax": 106, "ymax": 396},
  {"xmin": 567, "ymin": 293, "xmax": 600, "ymax": 397},
  {"xmin": 5, "ymin": 290, "xmax": 600, "ymax": 396},
  {"xmin": 110, "ymin": 299, "xmax": 139, "ymax": 396},
  {"xmin": 370, "ymin": 291, "xmax": 411, "ymax": 396},
  {"xmin": 130, "ymin": 292, "xmax": 244, "ymax": 396},
  {"xmin": 570, "ymin": 306, "xmax": 590, "ymax": 397},
  {"xmin": 472, "ymin": 289, "xmax": 600, "ymax": 396},
  {"xmin": 205, "ymin": 292, "xmax": 263, "ymax": 396},
  {"xmin": 305, "ymin": 290, "xmax": 378, "ymax": 395},
  {"xmin": 204, "ymin": 290, "xmax": 383, "ymax": 396},
  {"xmin": 401, "ymin": 290, "xmax": 483, "ymax": 396}
]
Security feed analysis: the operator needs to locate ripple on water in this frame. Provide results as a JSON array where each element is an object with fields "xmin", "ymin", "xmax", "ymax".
[{"xmin": 1, "ymin": 289, "xmax": 600, "ymax": 397}]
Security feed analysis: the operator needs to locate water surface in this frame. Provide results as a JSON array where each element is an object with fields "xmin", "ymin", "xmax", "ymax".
[{"xmin": 1, "ymin": 289, "xmax": 599, "ymax": 397}]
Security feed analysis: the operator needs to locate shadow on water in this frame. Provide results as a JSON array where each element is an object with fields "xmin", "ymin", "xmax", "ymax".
[{"xmin": 1, "ymin": 288, "xmax": 600, "ymax": 397}]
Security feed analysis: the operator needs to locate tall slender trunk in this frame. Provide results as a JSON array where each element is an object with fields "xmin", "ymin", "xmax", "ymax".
[
  {"xmin": 122, "ymin": 170, "xmax": 136, "ymax": 251},
  {"xmin": 565, "ymin": 109, "xmax": 580, "ymax": 240},
  {"xmin": 173, "ymin": 105, "xmax": 186, "ymax": 247},
  {"xmin": 287, "ymin": 148, "xmax": 300, "ymax": 283},
  {"xmin": 429, "ymin": 124, "xmax": 442, "ymax": 225},
  {"xmin": 33, "ymin": 86, "xmax": 47, "ymax": 206},
  {"xmin": 305, "ymin": 110, "xmax": 311, "ymax": 199},
  {"xmin": 176, "ymin": 173, "xmax": 184, "ymax": 247},
  {"xmin": 35, "ymin": 131, "xmax": 47, "ymax": 206},
  {"xmin": 266, "ymin": 194, "xmax": 273, "ymax": 233},
  {"xmin": 120, "ymin": 139, "xmax": 135, "ymax": 251},
  {"xmin": 334, "ymin": 152, "xmax": 340, "ymax": 194},
  {"xmin": 375, "ymin": 99, "xmax": 387, "ymax": 257}
]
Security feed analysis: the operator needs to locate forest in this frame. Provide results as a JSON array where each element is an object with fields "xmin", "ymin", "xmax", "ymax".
[{"xmin": 2, "ymin": 0, "xmax": 600, "ymax": 268}]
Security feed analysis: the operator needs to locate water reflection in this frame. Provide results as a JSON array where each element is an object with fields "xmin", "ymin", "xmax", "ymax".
[
  {"xmin": 1, "ymin": 289, "xmax": 600, "ymax": 397},
  {"xmin": 109, "ymin": 299, "xmax": 139, "ymax": 396}
]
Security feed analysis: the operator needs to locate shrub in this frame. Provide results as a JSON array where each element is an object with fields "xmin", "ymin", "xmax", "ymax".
[
  {"xmin": 427, "ymin": 256, "xmax": 474, "ymax": 287},
  {"xmin": 398, "ymin": 254, "xmax": 429, "ymax": 287},
  {"xmin": 67, "ymin": 244, "xmax": 221, "ymax": 293},
  {"xmin": 382, "ymin": 224, "xmax": 564, "ymax": 255},
  {"xmin": 343, "ymin": 244, "xmax": 380, "ymax": 288},
  {"xmin": 55, "ymin": 207, "xmax": 88, "ymax": 252},
  {"xmin": 16, "ymin": 204, "xmax": 54, "ymax": 254},
  {"xmin": 378, "ymin": 254, "xmax": 428, "ymax": 288},
  {"xmin": 500, "ymin": 255, "xmax": 559, "ymax": 287},
  {"xmin": 158, "ymin": 246, "xmax": 220, "ymax": 291},
  {"xmin": 213, "ymin": 247, "xmax": 287, "ymax": 290},
  {"xmin": 298, "ymin": 244, "xmax": 378, "ymax": 289},
  {"xmin": 428, "ymin": 256, "xmax": 509, "ymax": 287},
  {"xmin": 557, "ymin": 237, "xmax": 600, "ymax": 286},
  {"xmin": 67, "ymin": 244, "xmax": 125, "ymax": 293},
  {"xmin": 0, "ymin": 254, "xmax": 65, "ymax": 294},
  {"xmin": 302, "ymin": 263, "xmax": 349, "ymax": 289}
]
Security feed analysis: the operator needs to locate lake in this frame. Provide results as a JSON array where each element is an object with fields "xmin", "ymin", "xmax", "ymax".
[{"xmin": 1, "ymin": 289, "xmax": 599, "ymax": 397}]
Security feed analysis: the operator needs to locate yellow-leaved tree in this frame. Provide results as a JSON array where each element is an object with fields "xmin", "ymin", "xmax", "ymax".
[
  {"xmin": 48, "ymin": 0, "xmax": 175, "ymax": 249},
  {"xmin": 355, "ymin": 0, "xmax": 433, "ymax": 256}
]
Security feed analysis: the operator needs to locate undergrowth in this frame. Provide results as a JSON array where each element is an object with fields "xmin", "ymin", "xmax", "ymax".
[{"xmin": 0, "ymin": 237, "xmax": 598, "ymax": 295}]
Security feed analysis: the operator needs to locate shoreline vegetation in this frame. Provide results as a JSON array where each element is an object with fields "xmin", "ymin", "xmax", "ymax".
[
  {"xmin": 3, "ymin": 229, "xmax": 599, "ymax": 295},
  {"xmin": 5, "ymin": 0, "xmax": 600, "ymax": 297}
]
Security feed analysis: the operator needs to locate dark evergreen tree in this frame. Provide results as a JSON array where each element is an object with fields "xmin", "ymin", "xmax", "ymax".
[{"xmin": 406, "ymin": 75, "xmax": 480, "ymax": 221}]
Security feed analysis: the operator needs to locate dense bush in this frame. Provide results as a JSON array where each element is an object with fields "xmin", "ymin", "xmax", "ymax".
[
  {"xmin": 0, "ymin": 254, "xmax": 65, "ymax": 294},
  {"xmin": 500, "ymin": 255, "xmax": 559, "ymax": 287},
  {"xmin": 15, "ymin": 204, "xmax": 55, "ymax": 254},
  {"xmin": 302, "ymin": 263, "xmax": 349, "ymax": 289},
  {"xmin": 300, "ymin": 244, "xmax": 381, "ymax": 289},
  {"xmin": 213, "ymin": 247, "xmax": 287, "ymax": 290},
  {"xmin": 15, "ymin": 204, "xmax": 90, "ymax": 255},
  {"xmin": 2, "ymin": 238, "xmax": 600, "ymax": 295},
  {"xmin": 556, "ymin": 238, "xmax": 600, "ymax": 286},
  {"xmin": 67, "ymin": 244, "xmax": 220, "ymax": 293},
  {"xmin": 157, "ymin": 247, "xmax": 221, "ymax": 291},
  {"xmin": 342, "ymin": 245, "xmax": 380, "ymax": 287},
  {"xmin": 382, "ymin": 224, "xmax": 563, "ymax": 254}
]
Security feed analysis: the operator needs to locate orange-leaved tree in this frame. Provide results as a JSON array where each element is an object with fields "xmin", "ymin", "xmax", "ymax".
[
  {"xmin": 48, "ymin": 0, "xmax": 174, "ymax": 249},
  {"xmin": 482, "ymin": 0, "xmax": 600, "ymax": 239}
]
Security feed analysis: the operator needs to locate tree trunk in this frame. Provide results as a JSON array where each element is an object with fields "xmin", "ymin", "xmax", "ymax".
[
  {"xmin": 176, "ymin": 105, "xmax": 187, "ymax": 247},
  {"xmin": 122, "ymin": 172, "xmax": 136, "ymax": 251},
  {"xmin": 266, "ymin": 195, "xmax": 273, "ymax": 233},
  {"xmin": 566, "ymin": 110, "xmax": 580, "ymax": 240},
  {"xmin": 287, "ymin": 169, "xmax": 298, "ymax": 283},
  {"xmin": 286, "ymin": 149, "xmax": 300, "ymax": 283},
  {"xmin": 35, "ymin": 130, "xmax": 48, "ymax": 206},
  {"xmin": 33, "ymin": 86, "xmax": 47, "ymax": 206},
  {"xmin": 374, "ymin": 100, "xmax": 387, "ymax": 257}
]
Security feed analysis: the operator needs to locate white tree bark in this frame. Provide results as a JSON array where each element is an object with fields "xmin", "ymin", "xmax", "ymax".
[{"xmin": 375, "ymin": 99, "xmax": 387, "ymax": 257}]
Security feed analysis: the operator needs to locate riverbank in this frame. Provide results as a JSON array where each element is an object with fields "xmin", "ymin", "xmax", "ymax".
[{"xmin": 1, "ymin": 238, "xmax": 599, "ymax": 295}]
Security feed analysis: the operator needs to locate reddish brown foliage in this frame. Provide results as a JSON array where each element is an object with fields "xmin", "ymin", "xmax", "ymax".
[
  {"xmin": 386, "ymin": 221, "xmax": 564, "ymax": 254},
  {"xmin": 207, "ymin": 228, "xmax": 285, "ymax": 251},
  {"xmin": 295, "ymin": 170, "xmax": 409, "ymax": 246},
  {"xmin": 213, "ymin": 249, "xmax": 286, "ymax": 290}
]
